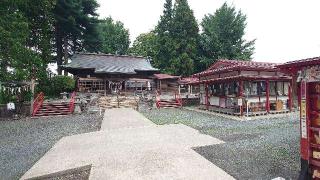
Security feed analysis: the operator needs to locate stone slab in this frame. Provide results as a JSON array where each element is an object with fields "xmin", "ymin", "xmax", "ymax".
[
  {"xmin": 21, "ymin": 109, "xmax": 234, "ymax": 180},
  {"xmin": 101, "ymin": 108, "xmax": 154, "ymax": 130}
]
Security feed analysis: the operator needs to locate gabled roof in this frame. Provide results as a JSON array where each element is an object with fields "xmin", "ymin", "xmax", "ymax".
[
  {"xmin": 194, "ymin": 59, "xmax": 278, "ymax": 77},
  {"xmin": 207, "ymin": 59, "xmax": 239, "ymax": 70},
  {"xmin": 278, "ymin": 56, "xmax": 320, "ymax": 70},
  {"xmin": 63, "ymin": 53, "xmax": 159, "ymax": 74},
  {"xmin": 153, "ymin": 74, "xmax": 180, "ymax": 80}
]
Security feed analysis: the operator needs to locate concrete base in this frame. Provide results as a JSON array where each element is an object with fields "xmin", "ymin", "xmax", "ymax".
[{"xmin": 21, "ymin": 108, "xmax": 234, "ymax": 180}]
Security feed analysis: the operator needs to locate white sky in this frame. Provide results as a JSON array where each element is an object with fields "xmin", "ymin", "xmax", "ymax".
[{"xmin": 97, "ymin": 0, "xmax": 320, "ymax": 63}]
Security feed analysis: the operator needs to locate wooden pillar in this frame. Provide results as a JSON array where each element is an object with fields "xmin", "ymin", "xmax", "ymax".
[
  {"xmin": 178, "ymin": 85, "xmax": 181, "ymax": 94},
  {"xmin": 205, "ymin": 83, "xmax": 209, "ymax": 110},
  {"xmin": 190, "ymin": 85, "xmax": 193, "ymax": 94},
  {"xmin": 104, "ymin": 78, "xmax": 107, "ymax": 96},
  {"xmin": 135, "ymin": 81, "xmax": 137, "ymax": 91},
  {"xmin": 288, "ymin": 80, "xmax": 293, "ymax": 111},
  {"xmin": 266, "ymin": 80, "xmax": 270, "ymax": 113},
  {"xmin": 239, "ymin": 80, "xmax": 244, "ymax": 116}
]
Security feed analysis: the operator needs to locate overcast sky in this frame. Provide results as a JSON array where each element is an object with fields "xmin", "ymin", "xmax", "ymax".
[{"xmin": 97, "ymin": 0, "xmax": 320, "ymax": 63}]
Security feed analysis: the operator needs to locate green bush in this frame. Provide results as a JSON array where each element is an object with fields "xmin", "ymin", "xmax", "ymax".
[
  {"xmin": 0, "ymin": 89, "xmax": 32, "ymax": 104},
  {"xmin": 36, "ymin": 75, "xmax": 75, "ymax": 98},
  {"xmin": 51, "ymin": 75, "xmax": 75, "ymax": 95}
]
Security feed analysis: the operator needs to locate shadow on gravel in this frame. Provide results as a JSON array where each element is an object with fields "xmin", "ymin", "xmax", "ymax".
[{"xmin": 193, "ymin": 142, "xmax": 299, "ymax": 180}]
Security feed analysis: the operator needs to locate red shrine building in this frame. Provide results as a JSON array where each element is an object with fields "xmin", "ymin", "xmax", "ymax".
[{"xmin": 193, "ymin": 59, "xmax": 293, "ymax": 116}]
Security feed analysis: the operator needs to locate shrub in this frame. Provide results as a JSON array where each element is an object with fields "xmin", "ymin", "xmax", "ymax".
[
  {"xmin": 36, "ymin": 75, "xmax": 75, "ymax": 98},
  {"xmin": 51, "ymin": 75, "xmax": 75, "ymax": 95}
]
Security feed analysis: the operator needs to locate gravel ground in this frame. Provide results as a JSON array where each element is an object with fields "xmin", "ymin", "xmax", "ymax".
[
  {"xmin": 139, "ymin": 107, "xmax": 300, "ymax": 180},
  {"xmin": 0, "ymin": 114, "xmax": 102, "ymax": 180},
  {"xmin": 43, "ymin": 168, "xmax": 90, "ymax": 180}
]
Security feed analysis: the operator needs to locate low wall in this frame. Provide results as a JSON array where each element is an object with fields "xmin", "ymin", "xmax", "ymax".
[
  {"xmin": 0, "ymin": 103, "xmax": 31, "ymax": 119},
  {"xmin": 182, "ymin": 97, "xmax": 199, "ymax": 106}
]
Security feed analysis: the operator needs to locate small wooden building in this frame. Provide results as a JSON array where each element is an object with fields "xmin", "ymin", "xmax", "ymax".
[
  {"xmin": 153, "ymin": 74, "xmax": 180, "ymax": 93},
  {"xmin": 178, "ymin": 77, "xmax": 199, "ymax": 95},
  {"xmin": 193, "ymin": 59, "xmax": 293, "ymax": 116},
  {"xmin": 63, "ymin": 53, "xmax": 159, "ymax": 94}
]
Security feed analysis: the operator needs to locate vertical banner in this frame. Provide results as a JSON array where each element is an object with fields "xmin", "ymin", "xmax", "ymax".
[
  {"xmin": 300, "ymin": 80, "xmax": 307, "ymax": 139},
  {"xmin": 300, "ymin": 99, "xmax": 307, "ymax": 138}
]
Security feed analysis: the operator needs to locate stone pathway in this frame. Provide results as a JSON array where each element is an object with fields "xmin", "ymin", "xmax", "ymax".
[{"xmin": 21, "ymin": 108, "xmax": 234, "ymax": 180}]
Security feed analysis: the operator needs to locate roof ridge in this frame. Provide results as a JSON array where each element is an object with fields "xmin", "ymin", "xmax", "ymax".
[
  {"xmin": 218, "ymin": 59, "xmax": 278, "ymax": 65},
  {"xmin": 74, "ymin": 52, "xmax": 146, "ymax": 59},
  {"xmin": 282, "ymin": 56, "xmax": 320, "ymax": 65}
]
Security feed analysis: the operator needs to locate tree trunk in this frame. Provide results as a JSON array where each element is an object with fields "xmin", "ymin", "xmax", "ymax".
[
  {"xmin": 55, "ymin": 24, "xmax": 63, "ymax": 75},
  {"xmin": 63, "ymin": 37, "xmax": 69, "ymax": 76}
]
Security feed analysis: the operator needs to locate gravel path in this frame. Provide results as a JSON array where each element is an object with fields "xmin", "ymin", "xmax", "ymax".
[
  {"xmin": 0, "ymin": 114, "xmax": 102, "ymax": 180},
  {"xmin": 139, "ymin": 108, "xmax": 300, "ymax": 180}
]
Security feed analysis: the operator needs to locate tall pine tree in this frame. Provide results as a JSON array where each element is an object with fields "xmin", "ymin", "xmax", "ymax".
[
  {"xmin": 98, "ymin": 17, "xmax": 130, "ymax": 55},
  {"xmin": 54, "ymin": 0, "xmax": 100, "ymax": 75},
  {"xmin": 154, "ymin": 0, "xmax": 174, "ymax": 71},
  {"xmin": 170, "ymin": 0, "xmax": 199, "ymax": 76}
]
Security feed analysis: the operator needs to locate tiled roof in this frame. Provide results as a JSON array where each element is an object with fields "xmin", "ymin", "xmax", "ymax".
[
  {"xmin": 194, "ymin": 59, "xmax": 278, "ymax": 77},
  {"xmin": 153, "ymin": 74, "xmax": 180, "ymax": 80},
  {"xmin": 278, "ymin": 56, "xmax": 320, "ymax": 69},
  {"xmin": 178, "ymin": 77, "xmax": 199, "ymax": 84},
  {"xmin": 63, "ymin": 53, "xmax": 158, "ymax": 74}
]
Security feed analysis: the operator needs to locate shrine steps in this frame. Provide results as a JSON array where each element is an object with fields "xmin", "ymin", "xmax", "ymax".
[
  {"xmin": 157, "ymin": 100, "xmax": 182, "ymax": 108},
  {"xmin": 33, "ymin": 103, "xmax": 71, "ymax": 117}
]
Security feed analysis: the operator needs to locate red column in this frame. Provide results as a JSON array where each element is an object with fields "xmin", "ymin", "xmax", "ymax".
[
  {"xmin": 239, "ymin": 81, "xmax": 244, "ymax": 116},
  {"xmin": 266, "ymin": 80, "xmax": 270, "ymax": 113}
]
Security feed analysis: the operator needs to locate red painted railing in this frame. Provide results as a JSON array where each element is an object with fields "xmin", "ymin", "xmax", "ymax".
[
  {"xmin": 156, "ymin": 91, "xmax": 161, "ymax": 108},
  {"xmin": 69, "ymin": 91, "xmax": 76, "ymax": 113},
  {"xmin": 175, "ymin": 91, "xmax": 182, "ymax": 106},
  {"xmin": 32, "ymin": 92, "xmax": 44, "ymax": 116}
]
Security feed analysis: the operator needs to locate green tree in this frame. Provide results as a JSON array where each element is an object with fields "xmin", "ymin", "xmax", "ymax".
[
  {"xmin": 199, "ymin": 3, "xmax": 255, "ymax": 70},
  {"xmin": 98, "ymin": 17, "xmax": 130, "ymax": 55},
  {"xmin": 129, "ymin": 32, "xmax": 157, "ymax": 60},
  {"xmin": 154, "ymin": 0, "xmax": 174, "ymax": 71},
  {"xmin": 0, "ymin": 0, "xmax": 46, "ymax": 82},
  {"xmin": 19, "ymin": 0, "xmax": 55, "ymax": 81},
  {"xmin": 0, "ymin": 2, "xmax": 27, "ymax": 81},
  {"xmin": 54, "ymin": 0, "xmax": 100, "ymax": 75},
  {"xmin": 170, "ymin": 0, "xmax": 199, "ymax": 76}
]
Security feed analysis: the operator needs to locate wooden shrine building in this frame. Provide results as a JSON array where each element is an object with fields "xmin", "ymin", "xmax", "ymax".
[
  {"xmin": 63, "ymin": 53, "xmax": 159, "ymax": 94},
  {"xmin": 153, "ymin": 74, "xmax": 180, "ymax": 93},
  {"xmin": 193, "ymin": 59, "xmax": 293, "ymax": 116}
]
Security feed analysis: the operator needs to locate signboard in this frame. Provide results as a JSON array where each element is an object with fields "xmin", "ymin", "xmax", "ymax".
[
  {"xmin": 7, "ymin": 102, "xmax": 15, "ymax": 110},
  {"xmin": 238, "ymin": 98, "xmax": 243, "ymax": 106},
  {"xmin": 209, "ymin": 96, "xmax": 219, "ymax": 106},
  {"xmin": 300, "ymin": 99, "xmax": 307, "ymax": 138}
]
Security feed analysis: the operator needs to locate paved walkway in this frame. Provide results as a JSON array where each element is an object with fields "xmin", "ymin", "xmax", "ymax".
[
  {"xmin": 101, "ymin": 108, "xmax": 154, "ymax": 130},
  {"xmin": 21, "ymin": 108, "xmax": 234, "ymax": 180}
]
